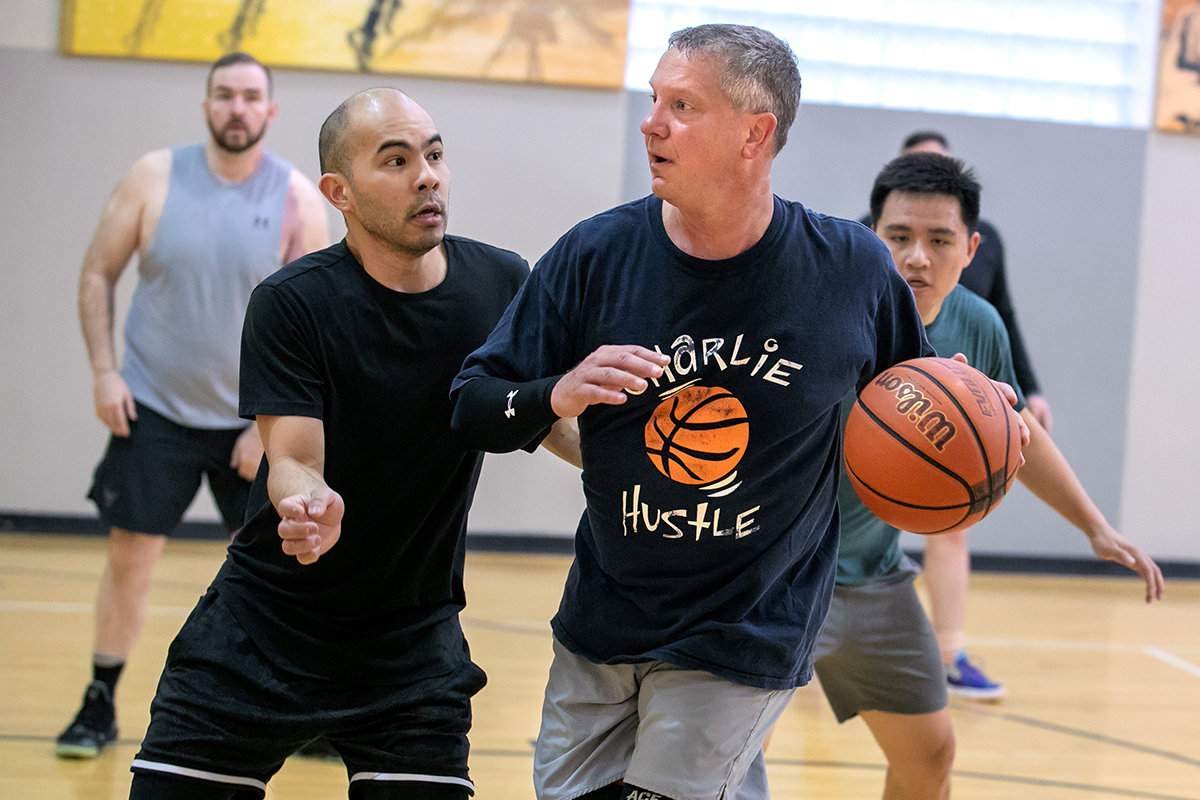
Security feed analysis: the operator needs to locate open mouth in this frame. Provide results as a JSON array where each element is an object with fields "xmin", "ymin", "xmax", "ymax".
[{"xmin": 412, "ymin": 202, "xmax": 444, "ymax": 223}]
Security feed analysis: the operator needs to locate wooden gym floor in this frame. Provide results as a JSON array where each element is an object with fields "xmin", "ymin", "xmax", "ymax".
[{"xmin": 1, "ymin": 533, "xmax": 1198, "ymax": 799}]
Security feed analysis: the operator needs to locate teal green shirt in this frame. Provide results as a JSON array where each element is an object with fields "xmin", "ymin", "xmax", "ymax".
[{"xmin": 835, "ymin": 285, "xmax": 1027, "ymax": 585}]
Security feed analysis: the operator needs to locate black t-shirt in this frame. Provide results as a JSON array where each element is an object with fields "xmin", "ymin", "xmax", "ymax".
[
  {"xmin": 955, "ymin": 220, "xmax": 1040, "ymax": 396},
  {"xmin": 454, "ymin": 196, "xmax": 931, "ymax": 690},
  {"xmin": 223, "ymin": 237, "xmax": 528, "ymax": 684}
]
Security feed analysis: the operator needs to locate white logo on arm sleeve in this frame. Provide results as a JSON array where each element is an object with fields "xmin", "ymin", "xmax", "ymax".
[{"xmin": 505, "ymin": 390, "xmax": 519, "ymax": 418}]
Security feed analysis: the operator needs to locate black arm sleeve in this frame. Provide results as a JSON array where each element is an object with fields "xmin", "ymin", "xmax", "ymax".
[{"xmin": 450, "ymin": 375, "xmax": 562, "ymax": 454}]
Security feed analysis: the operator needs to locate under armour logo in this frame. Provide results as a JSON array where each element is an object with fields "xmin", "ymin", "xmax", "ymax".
[{"xmin": 505, "ymin": 390, "xmax": 518, "ymax": 418}]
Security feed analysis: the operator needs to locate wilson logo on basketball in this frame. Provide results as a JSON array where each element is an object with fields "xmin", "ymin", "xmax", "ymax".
[
  {"xmin": 872, "ymin": 372, "xmax": 957, "ymax": 452},
  {"xmin": 644, "ymin": 386, "xmax": 749, "ymax": 486}
]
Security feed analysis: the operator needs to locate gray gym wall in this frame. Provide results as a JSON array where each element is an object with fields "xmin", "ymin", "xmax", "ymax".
[{"xmin": 4, "ymin": 0, "xmax": 1200, "ymax": 561}]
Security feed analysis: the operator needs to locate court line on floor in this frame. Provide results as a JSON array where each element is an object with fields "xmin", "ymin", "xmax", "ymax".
[
  {"xmin": 2, "ymin": 735, "xmax": 1194, "ymax": 799},
  {"xmin": 763, "ymin": 758, "xmax": 1198, "ymax": 800},
  {"xmin": 0, "ymin": 562, "xmax": 211, "ymax": 593},
  {"xmin": 0, "ymin": 605, "xmax": 552, "ymax": 625},
  {"xmin": 956, "ymin": 704, "xmax": 1200, "ymax": 769},
  {"xmin": 9, "ymin": 601, "xmax": 1200, "ymax": 681},
  {"xmin": 966, "ymin": 636, "xmax": 1200, "ymax": 677},
  {"xmin": 1143, "ymin": 646, "xmax": 1200, "ymax": 678},
  {"xmin": 968, "ymin": 635, "xmax": 1200, "ymax": 657},
  {"xmin": 0, "ymin": 600, "xmax": 192, "ymax": 616},
  {"xmin": 3, "ymin": 730, "xmax": 1190, "ymax": 799},
  {"xmin": 0, "ymin": 733, "xmax": 148, "ymax": 748},
  {"xmin": 414, "ymin": 621, "xmax": 1200, "ymax": 774},
  {"xmin": 0, "ymin": 732, "xmax": 533, "ymax": 759},
  {"xmin": 9, "ymin": 600, "xmax": 1200, "ymax": 677}
]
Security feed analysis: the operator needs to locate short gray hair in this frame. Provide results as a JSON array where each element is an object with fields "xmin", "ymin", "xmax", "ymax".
[{"xmin": 667, "ymin": 24, "xmax": 801, "ymax": 155}]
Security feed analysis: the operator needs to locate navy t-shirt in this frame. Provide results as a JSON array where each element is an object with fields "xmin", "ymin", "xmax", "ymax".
[
  {"xmin": 223, "ymin": 237, "xmax": 528, "ymax": 684},
  {"xmin": 454, "ymin": 195, "xmax": 931, "ymax": 690}
]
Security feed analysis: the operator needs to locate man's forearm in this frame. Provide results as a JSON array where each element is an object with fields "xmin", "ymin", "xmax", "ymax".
[
  {"xmin": 451, "ymin": 375, "xmax": 561, "ymax": 453},
  {"xmin": 266, "ymin": 455, "xmax": 328, "ymax": 512},
  {"xmin": 1015, "ymin": 410, "xmax": 1105, "ymax": 538},
  {"xmin": 78, "ymin": 272, "xmax": 119, "ymax": 375},
  {"xmin": 256, "ymin": 415, "xmax": 329, "ymax": 511},
  {"xmin": 541, "ymin": 417, "xmax": 582, "ymax": 468}
]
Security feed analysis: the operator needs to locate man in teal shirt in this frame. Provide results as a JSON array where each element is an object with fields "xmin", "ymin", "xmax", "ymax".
[{"xmin": 796, "ymin": 152, "xmax": 1165, "ymax": 799}]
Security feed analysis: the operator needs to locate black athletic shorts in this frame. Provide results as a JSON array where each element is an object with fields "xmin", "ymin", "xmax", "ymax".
[
  {"xmin": 87, "ymin": 402, "xmax": 252, "ymax": 535},
  {"xmin": 131, "ymin": 588, "xmax": 487, "ymax": 800}
]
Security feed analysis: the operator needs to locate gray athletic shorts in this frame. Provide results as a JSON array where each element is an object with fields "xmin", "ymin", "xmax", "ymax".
[
  {"xmin": 812, "ymin": 569, "xmax": 947, "ymax": 723},
  {"xmin": 534, "ymin": 638, "xmax": 793, "ymax": 800}
]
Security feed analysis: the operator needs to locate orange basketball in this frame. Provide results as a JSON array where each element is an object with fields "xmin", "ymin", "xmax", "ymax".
[
  {"xmin": 645, "ymin": 386, "xmax": 749, "ymax": 485},
  {"xmin": 843, "ymin": 357, "xmax": 1022, "ymax": 534}
]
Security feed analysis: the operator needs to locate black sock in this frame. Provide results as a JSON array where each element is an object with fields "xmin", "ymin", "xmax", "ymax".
[{"xmin": 92, "ymin": 658, "xmax": 125, "ymax": 697}]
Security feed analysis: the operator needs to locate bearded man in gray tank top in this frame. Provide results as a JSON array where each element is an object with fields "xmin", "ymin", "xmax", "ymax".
[{"xmin": 61, "ymin": 52, "xmax": 329, "ymax": 759}]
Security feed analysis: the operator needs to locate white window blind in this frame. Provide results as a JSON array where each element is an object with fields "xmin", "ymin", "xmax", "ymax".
[{"xmin": 624, "ymin": 1, "xmax": 1159, "ymax": 127}]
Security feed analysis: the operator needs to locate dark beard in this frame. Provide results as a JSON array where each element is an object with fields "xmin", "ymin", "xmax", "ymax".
[{"xmin": 207, "ymin": 118, "xmax": 266, "ymax": 154}]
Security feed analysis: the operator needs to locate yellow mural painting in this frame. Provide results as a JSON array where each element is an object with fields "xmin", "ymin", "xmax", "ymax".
[{"xmin": 60, "ymin": 0, "xmax": 630, "ymax": 88}]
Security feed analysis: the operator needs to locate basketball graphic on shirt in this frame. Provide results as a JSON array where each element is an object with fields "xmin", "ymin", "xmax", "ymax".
[{"xmin": 645, "ymin": 386, "xmax": 750, "ymax": 485}]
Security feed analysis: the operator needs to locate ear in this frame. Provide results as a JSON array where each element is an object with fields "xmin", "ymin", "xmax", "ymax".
[
  {"xmin": 266, "ymin": 100, "xmax": 279, "ymax": 126},
  {"xmin": 319, "ymin": 172, "xmax": 354, "ymax": 213},
  {"xmin": 964, "ymin": 229, "xmax": 981, "ymax": 267},
  {"xmin": 743, "ymin": 112, "xmax": 778, "ymax": 159}
]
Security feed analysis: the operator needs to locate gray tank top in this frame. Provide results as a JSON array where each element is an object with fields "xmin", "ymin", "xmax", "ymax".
[{"xmin": 122, "ymin": 144, "xmax": 292, "ymax": 428}]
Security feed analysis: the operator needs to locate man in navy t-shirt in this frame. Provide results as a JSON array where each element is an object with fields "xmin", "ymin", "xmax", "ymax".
[{"xmin": 449, "ymin": 25, "xmax": 973, "ymax": 800}]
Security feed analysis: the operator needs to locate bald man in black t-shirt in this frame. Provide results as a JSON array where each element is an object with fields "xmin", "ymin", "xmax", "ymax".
[{"xmin": 127, "ymin": 87, "xmax": 574, "ymax": 800}]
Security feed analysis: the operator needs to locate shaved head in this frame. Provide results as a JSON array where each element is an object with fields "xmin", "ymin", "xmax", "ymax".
[
  {"xmin": 318, "ymin": 87, "xmax": 415, "ymax": 178},
  {"xmin": 316, "ymin": 87, "xmax": 449, "ymax": 259}
]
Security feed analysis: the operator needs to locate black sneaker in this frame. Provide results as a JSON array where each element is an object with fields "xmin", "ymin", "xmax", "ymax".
[{"xmin": 55, "ymin": 681, "xmax": 118, "ymax": 758}]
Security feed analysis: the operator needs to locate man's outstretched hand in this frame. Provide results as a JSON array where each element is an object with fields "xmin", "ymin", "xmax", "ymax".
[{"xmin": 277, "ymin": 488, "xmax": 344, "ymax": 565}]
